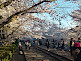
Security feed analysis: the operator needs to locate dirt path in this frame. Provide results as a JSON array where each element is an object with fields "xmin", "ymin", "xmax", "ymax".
[{"xmin": 11, "ymin": 47, "xmax": 25, "ymax": 61}]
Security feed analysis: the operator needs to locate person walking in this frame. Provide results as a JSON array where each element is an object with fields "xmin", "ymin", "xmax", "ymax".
[
  {"xmin": 28, "ymin": 43, "xmax": 31, "ymax": 50},
  {"xmin": 18, "ymin": 41, "xmax": 23, "ymax": 54},
  {"xmin": 25, "ymin": 41, "xmax": 29, "ymax": 49},
  {"xmin": 58, "ymin": 42, "xmax": 60, "ymax": 48},
  {"xmin": 61, "ymin": 40, "xmax": 64, "ymax": 51},
  {"xmin": 72, "ymin": 40, "xmax": 80, "ymax": 61},
  {"xmin": 46, "ymin": 39, "xmax": 50, "ymax": 51},
  {"xmin": 52, "ymin": 39, "xmax": 55, "ymax": 48},
  {"xmin": 18, "ymin": 42, "xmax": 22, "ymax": 51},
  {"xmin": 76, "ymin": 38, "xmax": 81, "ymax": 61},
  {"xmin": 39, "ymin": 40, "xmax": 42, "ymax": 46},
  {"xmin": 28, "ymin": 41, "xmax": 31, "ymax": 50},
  {"xmin": 77, "ymin": 38, "xmax": 80, "ymax": 42},
  {"xmin": 70, "ymin": 38, "xmax": 74, "ymax": 55},
  {"xmin": 35, "ymin": 40, "xmax": 38, "ymax": 45}
]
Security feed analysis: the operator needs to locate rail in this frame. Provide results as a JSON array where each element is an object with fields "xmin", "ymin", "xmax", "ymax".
[{"xmin": 34, "ymin": 45, "xmax": 73, "ymax": 61}]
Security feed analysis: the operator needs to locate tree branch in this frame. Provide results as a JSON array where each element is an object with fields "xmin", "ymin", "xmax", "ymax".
[
  {"xmin": 0, "ymin": 0, "xmax": 51, "ymax": 28},
  {"xmin": 0, "ymin": 0, "xmax": 15, "ymax": 9}
]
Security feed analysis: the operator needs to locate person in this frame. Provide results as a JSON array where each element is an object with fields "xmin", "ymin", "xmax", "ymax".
[
  {"xmin": 25, "ymin": 41, "xmax": 29, "ymax": 49},
  {"xmin": 46, "ymin": 39, "xmax": 50, "ymax": 51},
  {"xmin": 58, "ymin": 42, "xmax": 60, "ymax": 48},
  {"xmin": 76, "ymin": 38, "xmax": 81, "ymax": 61},
  {"xmin": 15, "ymin": 39, "xmax": 18, "ymax": 46},
  {"xmin": 32, "ymin": 40, "xmax": 35, "ymax": 46},
  {"xmin": 61, "ymin": 40, "xmax": 64, "ymax": 51},
  {"xmin": 35, "ymin": 40, "xmax": 38, "ymax": 45},
  {"xmin": 52, "ymin": 39, "xmax": 55, "ymax": 48},
  {"xmin": 77, "ymin": 38, "xmax": 80, "ymax": 42},
  {"xmin": 72, "ymin": 41, "xmax": 80, "ymax": 61},
  {"xmin": 37, "ymin": 40, "xmax": 40, "ymax": 45},
  {"xmin": 70, "ymin": 38, "xmax": 73, "ymax": 55},
  {"xmin": 39, "ymin": 40, "xmax": 42, "ymax": 46},
  {"xmin": 28, "ymin": 41, "xmax": 31, "ymax": 50},
  {"xmin": 18, "ymin": 42, "xmax": 22, "ymax": 51}
]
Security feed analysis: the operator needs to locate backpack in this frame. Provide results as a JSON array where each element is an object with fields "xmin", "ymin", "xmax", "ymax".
[{"xmin": 74, "ymin": 42, "xmax": 80, "ymax": 47}]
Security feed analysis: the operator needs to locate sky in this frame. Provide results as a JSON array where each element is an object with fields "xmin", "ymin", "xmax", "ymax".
[
  {"xmin": 33, "ymin": 0, "xmax": 81, "ymax": 30},
  {"xmin": 22, "ymin": 0, "xmax": 81, "ymax": 39}
]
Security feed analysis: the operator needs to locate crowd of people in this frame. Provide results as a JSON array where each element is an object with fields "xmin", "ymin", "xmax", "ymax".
[
  {"xmin": 45, "ymin": 38, "xmax": 81, "ymax": 61},
  {"xmin": 25, "ymin": 41, "xmax": 31, "ymax": 50},
  {"xmin": 17, "ymin": 37, "xmax": 81, "ymax": 61}
]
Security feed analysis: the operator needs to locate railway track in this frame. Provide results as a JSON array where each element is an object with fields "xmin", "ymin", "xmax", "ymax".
[{"xmin": 34, "ymin": 45, "xmax": 73, "ymax": 61}]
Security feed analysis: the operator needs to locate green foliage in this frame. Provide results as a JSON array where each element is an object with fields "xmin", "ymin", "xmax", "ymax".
[
  {"xmin": 0, "ymin": 15, "xmax": 3, "ymax": 19},
  {"xmin": 0, "ymin": 44, "xmax": 16, "ymax": 61}
]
